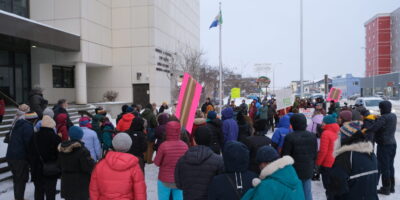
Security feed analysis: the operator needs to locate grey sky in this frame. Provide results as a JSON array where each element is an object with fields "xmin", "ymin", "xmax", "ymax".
[{"xmin": 200, "ymin": 0, "xmax": 400, "ymax": 88}]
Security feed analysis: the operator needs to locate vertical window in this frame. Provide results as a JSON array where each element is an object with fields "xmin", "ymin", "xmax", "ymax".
[
  {"xmin": 0, "ymin": 0, "xmax": 28, "ymax": 17},
  {"xmin": 53, "ymin": 66, "xmax": 75, "ymax": 88}
]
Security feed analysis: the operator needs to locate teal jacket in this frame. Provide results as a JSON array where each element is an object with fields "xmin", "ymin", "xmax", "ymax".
[
  {"xmin": 101, "ymin": 122, "xmax": 115, "ymax": 151},
  {"xmin": 258, "ymin": 106, "xmax": 269, "ymax": 120},
  {"xmin": 242, "ymin": 156, "xmax": 305, "ymax": 200}
]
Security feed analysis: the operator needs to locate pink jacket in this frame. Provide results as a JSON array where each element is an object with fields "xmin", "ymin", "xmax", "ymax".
[{"xmin": 154, "ymin": 121, "xmax": 188, "ymax": 183}]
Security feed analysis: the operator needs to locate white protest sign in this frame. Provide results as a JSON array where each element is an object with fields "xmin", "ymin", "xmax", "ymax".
[
  {"xmin": 300, "ymin": 108, "xmax": 315, "ymax": 125},
  {"xmin": 275, "ymin": 88, "xmax": 294, "ymax": 110}
]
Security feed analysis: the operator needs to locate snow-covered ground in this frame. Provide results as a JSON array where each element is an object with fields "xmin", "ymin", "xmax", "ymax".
[{"xmin": 2, "ymin": 102, "xmax": 400, "ymax": 199}]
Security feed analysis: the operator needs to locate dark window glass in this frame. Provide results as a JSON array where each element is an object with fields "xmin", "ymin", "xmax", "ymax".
[
  {"xmin": 0, "ymin": 0, "xmax": 12, "ymax": 12},
  {"xmin": 53, "ymin": 66, "xmax": 75, "ymax": 88},
  {"xmin": 0, "ymin": 0, "xmax": 28, "ymax": 17}
]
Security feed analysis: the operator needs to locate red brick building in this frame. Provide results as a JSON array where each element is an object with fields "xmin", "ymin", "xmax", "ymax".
[{"xmin": 365, "ymin": 14, "xmax": 391, "ymax": 77}]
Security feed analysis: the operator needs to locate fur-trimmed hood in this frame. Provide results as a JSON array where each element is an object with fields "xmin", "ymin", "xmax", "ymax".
[
  {"xmin": 334, "ymin": 142, "xmax": 374, "ymax": 157},
  {"xmin": 58, "ymin": 141, "xmax": 82, "ymax": 153},
  {"xmin": 252, "ymin": 156, "xmax": 294, "ymax": 187},
  {"xmin": 194, "ymin": 118, "xmax": 206, "ymax": 125}
]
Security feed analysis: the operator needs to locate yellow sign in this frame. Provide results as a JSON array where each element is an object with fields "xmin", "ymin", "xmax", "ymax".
[{"xmin": 231, "ymin": 88, "xmax": 241, "ymax": 99}]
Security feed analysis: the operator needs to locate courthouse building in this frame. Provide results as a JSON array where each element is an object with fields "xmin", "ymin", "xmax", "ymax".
[{"xmin": 0, "ymin": 0, "xmax": 200, "ymax": 105}]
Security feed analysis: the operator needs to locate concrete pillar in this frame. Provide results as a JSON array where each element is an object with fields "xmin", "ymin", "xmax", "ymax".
[{"xmin": 75, "ymin": 62, "xmax": 87, "ymax": 104}]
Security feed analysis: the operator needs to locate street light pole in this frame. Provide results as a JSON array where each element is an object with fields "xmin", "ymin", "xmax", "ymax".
[{"xmin": 300, "ymin": 0, "xmax": 304, "ymax": 98}]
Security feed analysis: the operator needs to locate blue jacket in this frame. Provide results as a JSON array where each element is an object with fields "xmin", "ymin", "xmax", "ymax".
[
  {"xmin": 208, "ymin": 141, "xmax": 257, "ymax": 200},
  {"xmin": 271, "ymin": 114, "xmax": 292, "ymax": 151},
  {"xmin": 6, "ymin": 119, "xmax": 34, "ymax": 160},
  {"xmin": 81, "ymin": 127, "xmax": 102, "ymax": 161},
  {"xmin": 221, "ymin": 108, "xmax": 238, "ymax": 144},
  {"xmin": 242, "ymin": 156, "xmax": 305, "ymax": 200}
]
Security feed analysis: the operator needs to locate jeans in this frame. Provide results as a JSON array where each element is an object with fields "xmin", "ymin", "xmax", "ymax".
[
  {"xmin": 157, "ymin": 180, "xmax": 183, "ymax": 200},
  {"xmin": 8, "ymin": 160, "xmax": 29, "ymax": 200},
  {"xmin": 34, "ymin": 177, "xmax": 57, "ymax": 200},
  {"xmin": 377, "ymin": 144, "xmax": 396, "ymax": 179},
  {"xmin": 302, "ymin": 179, "xmax": 312, "ymax": 200},
  {"xmin": 147, "ymin": 128, "xmax": 156, "ymax": 142},
  {"xmin": 320, "ymin": 167, "xmax": 335, "ymax": 200}
]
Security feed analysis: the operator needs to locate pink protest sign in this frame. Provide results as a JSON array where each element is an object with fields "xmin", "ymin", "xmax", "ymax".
[{"xmin": 326, "ymin": 88, "xmax": 342, "ymax": 102}]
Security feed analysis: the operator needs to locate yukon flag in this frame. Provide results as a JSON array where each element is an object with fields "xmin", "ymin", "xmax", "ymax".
[{"xmin": 209, "ymin": 11, "xmax": 223, "ymax": 29}]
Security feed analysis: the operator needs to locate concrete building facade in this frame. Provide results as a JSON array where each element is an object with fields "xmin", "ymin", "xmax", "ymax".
[{"xmin": 0, "ymin": 0, "xmax": 200, "ymax": 105}]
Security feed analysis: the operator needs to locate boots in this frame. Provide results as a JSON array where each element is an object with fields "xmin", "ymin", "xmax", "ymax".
[
  {"xmin": 378, "ymin": 177, "xmax": 391, "ymax": 195},
  {"xmin": 390, "ymin": 177, "xmax": 395, "ymax": 193}
]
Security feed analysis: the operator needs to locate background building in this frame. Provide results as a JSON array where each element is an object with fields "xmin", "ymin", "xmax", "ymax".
[
  {"xmin": 0, "ymin": 0, "xmax": 200, "ymax": 105},
  {"xmin": 332, "ymin": 74, "xmax": 360, "ymax": 98}
]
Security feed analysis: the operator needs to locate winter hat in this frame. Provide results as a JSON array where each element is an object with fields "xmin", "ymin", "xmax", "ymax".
[
  {"xmin": 339, "ymin": 110, "xmax": 352, "ymax": 122},
  {"xmin": 207, "ymin": 111, "xmax": 217, "ymax": 120},
  {"xmin": 41, "ymin": 115, "xmax": 56, "ymax": 129},
  {"xmin": 130, "ymin": 117, "xmax": 144, "ymax": 132},
  {"xmin": 25, "ymin": 112, "xmax": 38, "ymax": 120},
  {"xmin": 351, "ymin": 110, "xmax": 362, "ymax": 121},
  {"xmin": 18, "ymin": 104, "xmax": 30, "ymax": 113},
  {"xmin": 121, "ymin": 104, "xmax": 129, "ymax": 113},
  {"xmin": 290, "ymin": 113, "xmax": 307, "ymax": 131},
  {"xmin": 323, "ymin": 113, "xmax": 337, "ymax": 124},
  {"xmin": 194, "ymin": 126, "xmax": 212, "ymax": 146},
  {"xmin": 126, "ymin": 106, "xmax": 134, "ymax": 113},
  {"xmin": 43, "ymin": 108, "xmax": 54, "ymax": 118},
  {"xmin": 68, "ymin": 126, "xmax": 84, "ymax": 140},
  {"xmin": 79, "ymin": 116, "xmax": 92, "ymax": 128},
  {"xmin": 256, "ymin": 145, "xmax": 280, "ymax": 163},
  {"xmin": 112, "ymin": 132, "xmax": 132, "ymax": 153}
]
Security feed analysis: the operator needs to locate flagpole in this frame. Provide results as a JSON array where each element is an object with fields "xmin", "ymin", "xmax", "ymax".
[{"xmin": 218, "ymin": 2, "xmax": 223, "ymax": 114}]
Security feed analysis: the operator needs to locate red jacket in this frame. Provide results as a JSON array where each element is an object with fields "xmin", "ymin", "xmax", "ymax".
[
  {"xmin": 316, "ymin": 123, "xmax": 340, "ymax": 167},
  {"xmin": 0, "ymin": 99, "xmax": 5, "ymax": 116},
  {"xmin": 55, "ymin": 113, "xmax": 69, "ymax": 141},
  {"xmin": 116, "ymin": 113, "xmax": 135, "ymax": 132},
  {"xmin": 90, "ymin": 151, "xmax": 146, "ymax": 200},
  {"xmin": 154, "ymin": 121, "xmax": 188, "ymax": 183}
]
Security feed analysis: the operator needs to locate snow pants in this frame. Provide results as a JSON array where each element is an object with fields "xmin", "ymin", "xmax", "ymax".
[{"xmin": 157, "ymin": 180, "xmax": 183, "ymax": 200}]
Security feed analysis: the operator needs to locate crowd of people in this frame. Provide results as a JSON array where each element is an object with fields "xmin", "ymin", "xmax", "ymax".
[{"xmin": 2, "ymin": 89, "xmax": 398, "ymax": 200}]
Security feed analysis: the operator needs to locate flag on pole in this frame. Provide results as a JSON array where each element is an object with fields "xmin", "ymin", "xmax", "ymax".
[{"xmin": 209, "ymin": 11, "xmax": 223, "ymax": 29}]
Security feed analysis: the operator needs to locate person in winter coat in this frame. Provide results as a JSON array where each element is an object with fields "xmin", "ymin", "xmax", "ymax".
[
  {"xmin": 100, "ymin": 117, "xmax": 115, "ymax": 152},
  {"xmin": 339, "ymin": 111, "xmax": 363, "ymax": 149},
  {"xmin": 116, "ymin": 104, "xmax": 129, "ymax": 124},
  {"xmin": 242, "ymin": 146, "xmax": 305, "ymax": 200},
  {"xmin": 192, "ymin": 110, "xmax": 207, "ymax": 146},
  {"xmin": 34, "ymin": 108, "xmax": 56, "ymax": 133},
  {"xmin": 328, "ymin": 132, "xmax": 378, "ymax": 200},
  {"xmin": 92, "ymin": 107, "xmax": 107, "ymax": 141},
  {"xmin": 6, "ymin": 112, "xmax": 38, "ymax": 200},
  {"xmin": 307, "ymin": 110, "xmax": 324, "ymax": 136},
  {"xmin": 364, "ymin": 100, "xmax": 397, "ymax": 195},
  {"xmin": 4, "ymin": 104, "xmax": 30, "ymax": 144},
  {"xmin": 281, "ymin": 113, "xmax": 317, "ymax": 200},
  {"xmin": 142, "ymin": 104, "xmax": 158, "ymax": 163},
  {"xmin": 271, "ymin": 114, "xmax": 292, "ymax": 152},
  {"xmin": 0, "ymin": 95, "xmax": 5, "ymax": 124},
  {"xmin": 175, "ymin": 126, "xmax": 224, "ymax": 200},
  {"xmin": 79, "ymin": 117, "xmax": 102, "ymax": 162},
  {"xmin": 267, "ymin": 103, "xmax": 276, "ymax": 132},
  {"xmin": 55, "ymin": 113, "xmax": 69, "ymax": 141},
  {"xmin": 240, "ymin": 99, "xmax": 249, "ymax": 115},
  {"xmin": 159, "ymin": 102, "xmax": 169, "ymax": 114},
  {"xmin": 28, "ymin": 88, "xmax": 48, "ymax": 119},
  {"xmin": 201, "ymin": 97, "xmax": 213, "ymax": 114},
  {"xmin": 221, "ymin": 107, "xmax": 239, "ymax": 145},
  {"xmin": 90, "ymin": 133, "xmax": 147, "ymax": 200},
  {"xmin": 237, "ymin": 111, "xmax": 252, "ymax": 143},
  {"xmin": 359, "ymin": 108, "xmax": 377, "ymax": 143},
  {"xmin": 316, "ymin": 114, "xmax": 340, "ymax": 200},
  {"xmin": 154, "ymin": 113, "xmax": 170, "ymax": 152},
  {"xmin": 249, "ymin": 101, "xmax": 258, "ymax": 121},
  {"xmin": 205, "ymin": 111, "xmax": 224, "ymax": 154},
  {"xmin": 208, "ymin": 141, "xmax": 257, "ymax": 200},
  {"xmin": 126, "ymin": 117, "xmax": 148, "ymax": 172},
  {"xmin": 29, "ymin": 115, "xmax": 61, "ymax": 200},
  {"xmin": 258, "ymin": 101, "xmax": 269, "ymax": 120},
  {"xmin": 58, "ymin": 126, "xmax": 95, "ymax": 200},
  {"xmin": 53, "ymin": 99, "xmax": 73, "ymax": 128},
  {"xmin": 154, "ymin": 121, "xmax": 189, "ymax": 200},
  {"xmin": 116, "ymin": 107, "xmax": 135, "ymax": 132},
  {"xmin": 243, "ymin": 119, "xmax": 272, "ymax": 174}
]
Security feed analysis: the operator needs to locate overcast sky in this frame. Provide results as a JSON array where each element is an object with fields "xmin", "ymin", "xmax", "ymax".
[{"xmin": 200, "ymin": 0, "xmax": 400, "ymax": 88}]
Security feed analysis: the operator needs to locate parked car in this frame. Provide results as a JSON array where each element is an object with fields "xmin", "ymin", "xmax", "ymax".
[
  {"xmin": 348, "ymin": 94, "xmax": 360, "ymax": 101},
  {"xmin": 354, "ymin": 97, "xmax": 385, "ymax": 114}
]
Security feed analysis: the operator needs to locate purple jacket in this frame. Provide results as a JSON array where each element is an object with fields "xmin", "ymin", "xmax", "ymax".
[
  {"xmin": 221, "ymin": 108, "xmax": 238, "ymax": 145},
  {"xmin": 307, "ymin": 114, "xmax": 324, "ymax": 134}
]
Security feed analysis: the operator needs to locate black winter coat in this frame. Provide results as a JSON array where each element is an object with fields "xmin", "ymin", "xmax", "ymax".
[
  {"xmin": 238, "ymin": 123, "xmax": 251, "ymax": 143},
  {"xmin": 6, "ymin": 119, "xmax": 34, "ymax": 160},
  {"xmin": 369, "ymin": 101, "xmax": 397, "ymax": 145},
  {"xmin": 175, "ymin": 145, "xmax": 224, "ymax": 200},
  {"xmin": 243, "ymin": 135, "xmax": 272, "ymax": 174},
  {"xmin": 28, "ymin": 90, "xmax": 48, "ymax": 118},
  {"xmin": 30, "ymin": 127, "xmax": 61, "ymax": 181},
  {"xmin": 328, "ymin": 142, "xmax": 378, "ymax": 200},
  {"xmin": 58, "ymin": 140, "xmax": 95, "ymax": 199},
  {"xmin": 281, "ymin": 130, "xmax": 317, "ymax": 180},
  {"xmin": 53, "ymin": 106, "xmax": 73, "ymax": 128},
  {"xmin": 206, "ymin": 119, "xmax": 224, "ymax": 154},
  {"xmin": 126, "ymin": 131, "xmax": 147, "ymax": 159}
]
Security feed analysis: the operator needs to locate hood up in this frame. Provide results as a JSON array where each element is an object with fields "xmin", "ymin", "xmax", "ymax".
[
  {"xmin": 222, "ymin": 107, "xmax": 234, "ymax": 120},
  {"xmin": 182, "ymin": 145, "xmax": 214, "ymax": 165},
  {"xmin": 223, "ymin": 141, "xmax": 249, "ymax": 172},
  {"xmin": 105, "ymin": 151, "xmax": 138, "ymax": 171},
  {"xmin": 165, "ymin": 121, "xmax": 181, "ymax": 141},
  {"xmin": 157, "ymin": 113, "xmax": 170, "ymax": 125},
  {"xmin": 277, "ymin": 114, "xmax": 291, "ymax": 129},
  {"xmin": 194, "ymin": 118, "xmax": 206, "ymax": 125},
  {"xmin": 121, "ymin": 113, "xmax": 135, "ymax": 122},
  {"xmin": 379, "ymin": 101, "xmax": 392, "ymax": 115}
]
